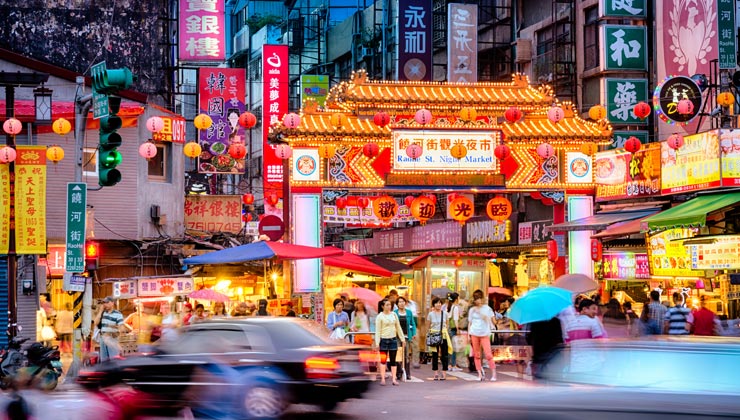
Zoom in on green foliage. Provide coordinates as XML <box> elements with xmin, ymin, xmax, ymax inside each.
<box><xmin>247</xmin><ymin>14</ymin><xmax>283</xmax><ymax>33</ymax></box>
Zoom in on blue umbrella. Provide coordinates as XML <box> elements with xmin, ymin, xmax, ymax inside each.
<box><xmin>507</xmin><ymin>286</ymin><xmax>574</xmax><ymax>325</ymax></box>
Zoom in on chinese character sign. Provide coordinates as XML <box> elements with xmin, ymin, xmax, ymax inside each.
<box><xmin>0</xmin><ymin>164</ymin><xmax>9</xmax><ymax>254</ymax></box>
<box><xmin>605</xmin><ymin>78</ymin><xmax>648</xmax><ymax>125</ymax></box>
<box><xmin>179</xmin><ymin>0</ymin><xmax>225</xmax><ymax>61</ymax></box>
<box><xmin>447</xmin><ymin>4</ymin><xmax>478</xmax><ymax>83</ymax></box>
<box><xmin>65</xmin><ymin>183</ymin><xmax>87</xmax><ymax>273</ymax></box>
<box><xmin>398</xmin><ymin>0</ymin><xmax>433</xmax><ymax>81</ymax></box>
<box><xmin>610</xmin><ymin>130</ymin><xmax>648</xmax><ymax>149</ymax></box>
<box><xmin>151</xmin><ymin>116</ymin><xmax>186</xmax><ymax>143</ymax></box>
<box><xmin>661</xmin><ymin>130</ymin><xmax>721</xmax><ymax>195</ymax></box>
<box><xmin>184</xmin><ymin>195</ymin><xmax>242</xmax><ymax>233</ymax></box>
<box><xmin>717</xmin><ymin>0</ymin><xmax>736</xmax><ymax>69</ymax></box>
<box><xmin>603</xmin><ymin>25</ymin><xmax>647</xmax><ymax>70</ymax></box>
<box><xmin>720</xmin><ymin>129</ymin><xmax>740</xmax><ymax>186</ymax></box>
<box><xmin>300</xmin><ymin>75</ymin><xmax>329</xmax><ymax>107</ymax></box>
<box><xmin>198</xmin><ymin>67</ymin><xmax>247</xmax><ymax>174</ymax></box>
<box><xmin>601</xmin><ymin>0</ymin><xmax>646</xmax><ymax>18</ymax></box>
<box><xmin>263</xmin><ymin>45</ymin><xmax>289</xmax><ymax>198</ymax></box>
<box><xmin>15</xmin><ymin>146</ymin><xmax>47</xmax><ymax>254</ymax></box>
<box><xmin>595</xmin><ymin>143</ymin><xmax>661</xmax><ymax>202</ymax></box>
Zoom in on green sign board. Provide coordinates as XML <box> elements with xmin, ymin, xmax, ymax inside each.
<box><xmin>91</xmin><ymin>62</ymin><xmax>109</xmax><ymax>120</ymax></box>
<box><xmin>65</xmin><ymin>182</ymin><xmax>87</xmax><ymax>273</ymax></box>
<box><xmin>300</xmin><ymin>75</ymin><xmax>330</xmax><ymax>107</ymax></box>
<box><xmin>601</xmin><ymin>0</ymin><xmax>646</xmax><ymax>18</ymax></box>
<box><xmin>603</xmin><ymin>25</ymin><xmax>647</xmax><ymax>71</ymax></box>
<box><xmin>604</xmin><ymin>78</ymin><xmax>648</xmax><ymax>125</ymax></box>
<box><xmin>718</xmin><ymin>0</ymin><xmax>736</xmax><ymax>70</ymax></box>
<box><xmin>610</xmin><ymin>130</ymin><xmax>649</xmax><ymax>150</ymax></box>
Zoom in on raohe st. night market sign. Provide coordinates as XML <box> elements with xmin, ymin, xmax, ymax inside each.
<box><xmin>392</xmin><ymin>130</ymin><xmax>500</xmax><ymax>171</ymax></box>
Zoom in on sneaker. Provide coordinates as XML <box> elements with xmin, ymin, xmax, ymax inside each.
<box><xmin>491</xmin><ymin>371</ymin><xmax>497</xmax><ymax>382</ymax></box>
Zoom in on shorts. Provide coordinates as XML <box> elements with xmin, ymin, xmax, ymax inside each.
<box><xmin>379</xmin><ymin>338</ymin><xmax>398</xmax><ymax>351</ymax></box>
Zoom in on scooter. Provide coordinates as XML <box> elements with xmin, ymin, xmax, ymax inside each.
<box><xmin>22</xmin><ymin>342</ymin><xmax>63</xmax><ymax>391</ymax></box>
<box><xmin>0</xmin><ymin>337</ymin><xmax>29</xmax><ymax>390</ymax></box>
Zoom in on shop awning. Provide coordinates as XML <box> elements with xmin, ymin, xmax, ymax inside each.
<box><xmin>324</xmin><ymin>251</ymin><xmax>393</xmax><ymax>277</ymax></box>
<box><xmin>591</xmin><ymin>216</ymin><xmax>651</xmax><ymax>240</ymax></box>
<box><xmin>183</xmin><ymin>241</ymin><xmax>343</xmax><ymax>265</ymax></box>
<box><xmin>545</xmin><ymin>210</ymin><xmax>659</xmax><ymax>233</ymax></box>
<box><xmin>644</xmin><ymin>192</ymin><xmax>740</xmax><ymax>231</ymax></box>
<box><xmin>368</xmin><ymin>257</ymin><xmax>412</xmax><ymax>273</ymax></box>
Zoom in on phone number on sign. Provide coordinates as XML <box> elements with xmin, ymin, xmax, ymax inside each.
<box><xmin>186</xmin><ymin>221</ymin><xmax>242</xmax><ymax>233</ymax></box>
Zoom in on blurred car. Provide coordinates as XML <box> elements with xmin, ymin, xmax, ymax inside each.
<box><xmin>77</xmin><ymin>317</ymin><xmax>374</xmax><ymax>419</ymax></box>
<box><xmin>454</xmin><ymin>336</ymin><xmax>740</xmax><ymax>419</ymax></box>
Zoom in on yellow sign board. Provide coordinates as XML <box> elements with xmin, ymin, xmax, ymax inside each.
<box><xmin>0</xmin><ymin>164</ymin><xmax>9</xmax><ymax>254</ymax></box>
<box><xmin>647</xmin><ymin>228</ymin><xmax>704</xmax><ymax>277</ymax></box>
<box><xmin>14</xmin><ymin>146</ymin><xmax>47</xmax><ymax>254</ymax></box>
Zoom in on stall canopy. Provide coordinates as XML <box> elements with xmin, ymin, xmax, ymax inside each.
<box><xmin>590</xmin><ymin>214</ymin><xmax>653</xmax><ymax>239</ymax></box>
<box><xmin>368</xmin><ymin>256</ymin><xmax>412</xmax><ymax>273</ymax></box>
<box><xmin>545</xmin><ymin>209</ymin><xmax>659</xmax><ymax>233</ymax></box>
<box><xmin>183</xmin><ymin>241</ymin><xmax>343</xmax><ymax>265</ymax></box>
<box><xmin>643</xmin><ymin>192</ymin><xmax>740</xmax><ymax>232</ymax></box>
<box><xmin>324</xmin><ymin>251</ymin><xmax>393</xmax><ymax>277</ymax></box>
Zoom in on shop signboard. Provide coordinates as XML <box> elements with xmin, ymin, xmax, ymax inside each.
<box><xmin>661</xmin><ymin>130</ymin><xmax>721</xmax><ymax>195</ymax></box>
<box><xmin>391</xmin><ymin>130</ymin><xmax>500</xmax><ymax>171</ymax></box>
<box><xmin>112</xmin><ymin>280</ymin><xmax>137</xmax><ymax>299</ymax></box>
<box><xmin>179</xmin><ymin>0</ymin><xmax>225</xmax><ymax>61</ymax></box>
<box><xmin>310</xmin><ymin>293</ymin><xmax>324</xmax><ymax>324</ymax></box>
<box><xmin>15</xmin><ymin>146</ymin><xmax>47</xmax><ymax>254</ymax></box>
<box><xmin>689</xmin><ymin>235</ymin><xmax>740</xmax><ymax>269</ymax></box>
<box><xmin>262</xmin><ymin>44</ymin><xmax>289</xmax><ymax>198</ymax></box>
<box><xmin>62</xmin><ymin>273</ymin><xmax>86</xmax><ymax>293</ymax></box>
<box><xmin>610</xmin><ymin>130</ymin><xmax>649</xmax><ymax>150</ymax></box>
<box><xmin>600</xmin><ymin>0</ymin><xmax>646</xmax><ymax>18</ymax></box>
<box><xmin>464</xmin><ymin>219</ymin><xmax>512</xmax><ymax>246</ymax></box>
<box><xmin>647</xmin><ymin>228</ymin><xmax>704</xmax><ymax>277</ymax></box>
<box><xmin>342</xmin><ymin>221</ymin><xmax>462</xmax><ymax>255</ymax></box>
<box><xmin>518</xmin><ymin>220</ymin><xmax>553</xmax><ymax>245</ymax></box>
<box><xmin>151</xmin><ymin>116</ymin><xmax>186</xmax><ymax>143</ymax></box>
<box><xmin>565</xmin><ymin>152</ymin><xmax>593</xmax><ymax>183</ymax></box>
<box><xmin>604</xmin><ymin>79</ymin><xmax>649</xmax><ymax>125</ymax></box>
<box><xmin>398</xmin><ymin>0</ymin><xmax>433</xmax><ymax>81</ymax></box>
<box><xmin>720</xmin><ymin>129</ymin><xmax>740</xmax><ymax>186</ymax></box>
<box><xmin>602</xmin><ymin>26</ymin><xmax>648</xmax><ymax>71</ymax></box>
<box><xmin>138</xmin><ymin>277</ymin><xmax>194</xmax><ymax>297</ymax></box>
<box><xmin>323</xmin><ymin>202</ymin><xmax>413</xmax><ymax>225</ymax></box>
<box><xmin>431</xmin><ymin>256</ymin><xmax>486</xmax><ymax>269</ymax></box>
<box><xmin>595</xmin><ymin>142</ymin><xmax>661</xmax><ymax>202</ymax></box>
<box><xmin>300</xmin><ymin>75</ymin><xmax>329</xmax><ymax>106</ymax></box>
<box><xmin>447</xmin><ymin>3</ymin><xmax>478</xmax><ymax>83</ymax></box>
<box><xmin>184</xmin><ymin>195</ymin><xmax>242</xmax><ymax>234</ymax></box>
<box><xmin>44</xmin><ymin>245</ymin><xmax>66</xmax><ymax>276</ymax></box>
<box><xmin>602</xmin><ymin>252</ymin><xmax>650</xmax><ymax>279</ymax></box>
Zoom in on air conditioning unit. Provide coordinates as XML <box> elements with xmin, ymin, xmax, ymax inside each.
<box><xmin>233</xmin><ymin>27</ymin><xmax>250</xmax><ymax>54</ymax></box>
<box><xmin>515</xmin><ymin>38</ymin><xmax>533</xmax><ymax>63</ymax></box>
<box><xmin>361</xmin><ymin>47</ymin><xmax>374</xmax><ymax>58</ymax></box>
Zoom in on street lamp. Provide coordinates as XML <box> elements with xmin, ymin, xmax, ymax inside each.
<box><xmin>33</xmin><ymin>85</ymin><xmax>53</xmax><ymax>123</ymax></box>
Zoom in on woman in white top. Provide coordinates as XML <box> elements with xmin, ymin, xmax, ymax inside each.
<box><xmin>467</xmin><ymin>289</ymin><xmax>498</xmax><ymax>381</ymax></box>
<box><xmin>374</xmin><ymin>299</ymin><xmax>406</xmax><ymax>386</ymax></box>
<box><xmin>350</xmin><ymin>301</ymin><xmax>372</xmax><ymax>345</ymax></box>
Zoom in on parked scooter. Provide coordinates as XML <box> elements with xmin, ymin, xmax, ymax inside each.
<box><xmin>16</xmin><ymin>342</ymin><xmax>63</xmax><ymax>391</ymax></box>
<box><xmin>0</xmin><ymin>337</ymin><xmax>29</xmax><ymax>390</ymax></box>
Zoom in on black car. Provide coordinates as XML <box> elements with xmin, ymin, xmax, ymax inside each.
<box><xmin>77</xmin><ymin>317</ymin><xmax>374</xmax><ymax>419</ymax></box>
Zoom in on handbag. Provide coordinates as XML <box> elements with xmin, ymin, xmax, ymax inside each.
<box><xmin>329</xmin><ymin>327</ymin><xmax>347</xmax><ymax>340</ymax></box>
<box><xmin>426</xmin><ymin>312</ymin><xmax>445</xmax><ymax>347</ymax></box>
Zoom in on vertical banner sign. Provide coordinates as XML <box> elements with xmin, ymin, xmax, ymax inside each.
<box><xmin>14</xmin><ymin>146</ymin><xmax>46</xmax><ymax>254</ymax></box>
<box><xmin>721</xmin><ymin>129</ymin><xmax>740</xmax><ymax>186</ymax></box>
<box><xmin>179</xmin><ymin>0</ymin><xmax>225</xmax><ymax>61</ymax></box>
<box><xmin>263</xmin><ymin>45</ymin><xmax>289</xmax><ymax>198</ymax></box>
<box><xmin>718</xmin><ymin>0</ymin><xmax>736</xmax><ymax>69</ymax></box>
<box><xmin>300</xmin><ymin>75</ymin><xmax>330</xmax><ymax>107</ymax></box>
<box><xmin>65</xmin><ymin>183</ymin><xmax>87</xmax><ymax>273</ymax></box>
<box><xmin>398</xmin><ymin>0</ymin><xmax>433</xmax><ymax>81</ymax></box>
<box><xmin>604</xmin><ymin>78</ymin><xmax>648</xmax><ymax>125</ymax></box>
<box><xmin>602</xmin><ymin>25</ymin><xmax>648</xmax><ymax>71</ymax></box>
<box><xmin>198</xmin><ymin>68</ymin><xmax>247</xmax><ymax>174</ymax></box>
<box><xmin>600</xmin><ymin>0</ymin><xmax>646</xmax><ymax>18</ymax></box>
<box><xmin>0</xmin><ymin>164</ymin><xmax>9</xmax><ymax>254</ymax></box>
<box><xmin>447</xmin><ymin>4</ymin><xmax>478</xmax><ymax>83</ymax></box>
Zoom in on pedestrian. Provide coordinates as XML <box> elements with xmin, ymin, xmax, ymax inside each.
<box><xmin>212</xmin><ymin>301</ymin><xmax>228</xmax><ymax>318</ymax></box>
<box><xmin>526</xmin><ymin>317</ymin><xmax>563</xmax><ymax>378</ymax></box>
<box><xmin>467</xmin><ymin>289</ymin><xmax>498</xmax><ymax>381</ymax></box>
<box><xmin>54</xmin><ymin>303</ymin><xmax>74</xmax><ymax>353</ymax></box>
<box><xmin>182</xmin><ymin>302</ymin><xmax>193</xmax><ymax>325</ymax></box>
<box><xmin>191</xmin><ymin>304</ymin><xmax>207</xmax><ymax>323</ymax></box>
<box><xmin>445</xmin><ymin>292</ymin><xmax>462</xmax><ymax>371</ymax></box>
<box><xmin>284</xmin><ymin>302</ymin><xmax>296</xmax><ymax>317</ymax></box>
<box><xmin>394</xmin><ymin>296</ymin><xmax>416</xmax><ymax>381</ymax></box>
<box><xmin>327</xmin><ymin>298</ymin><xmax>350</xmax><ymax>337</ymax></box>
<box><xmin>256</xmin><ymin>299</ymin><xmax>269</xmax><ymax>316</ymax></box>
<box><xmin>564</xmin><ymin>298</ymin><xmax>607</xmax><ymax>342</ymax></box>
<box><xmin>640</xmin><ymin>290</ymin><xmax>667</xmax><ymax>335</ymax></box>
<box><xmin>374</xmin><ymin>299</ymin><xmax>405</xmax><ymax>386</ymax></box>
<box><xmin>350</xmin><ymin>300</ymin><xmax>372</xmax><ymax>345</ymax></box>
<box><xmin>401</xmin><ymin>292</ymin><xmax>421</xmax><ymax>368</ymax></box>
<box><xmin>231</xmin><ymin>302</ymin><xmax>249</xmax><ymax>317</ymax></box>
<box><xmin>664</xmin><ymin>293</ymin><xmax>691</xmax><ymax>335</ymax></box>
<box><xmin>692</xmin><ymin>297</ymin><xmax>722</xmax><ymax>336</ymax></box>
<box><xmin>426</xmin><ymin>297</ymin><xmax>449</xmax><ymax>380</ymax></box>
<box><xmin>94</xmin><ymin>296</ymin><xmax>125</xmax><ymax>362</ymax></box>
<box><xmin>623</xmin><ymin>301</ymin><xmax>638</xmax><ymax>336</ymax></box>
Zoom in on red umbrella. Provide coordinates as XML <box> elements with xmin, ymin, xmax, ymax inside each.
<box><xmin>488</xmin><ymin>286</ymin><xmax>513</xmax><ymax>296</ymax></box>
<box><xmin>188</xmin><ymin>288</ymin><xmax>230</xmax><ymax>302</ymax></box>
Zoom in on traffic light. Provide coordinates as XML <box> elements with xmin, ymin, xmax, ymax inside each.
<box><xmin>98</xmin><ymin>96</ymin><xmax>122</xmax><ymax>186</ymax></box>
<box><xmin>92</xmin><ymin>67</ymin><xmax>134</xmax><ymax>94</ymax></box>
<box><xmin>85</xmin><ymin>241</ymin><xmax>99</xmax><ymax>272</ymax></box>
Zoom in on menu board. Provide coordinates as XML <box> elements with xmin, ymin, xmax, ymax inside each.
<box><xmin>647</xmin><ymin>228</ymin><xmax>704</xmax><ymax>277</ymax></box>
<box><xmin>661</xmin><ymin>131</ymin><xmax>721</xmax><ymax>195</ymax></box>
<box><xmin>689</xmin><ymin>235</ymin><xmax>740</xmax><ymax>269</ymax></box>
<box><xmin>602</xmin><ymin>253</ymin><xmax>650</xmax><ymax>279</ymax></box>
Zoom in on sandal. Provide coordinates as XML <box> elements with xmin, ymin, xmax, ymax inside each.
<box><xmin>440</xmin><ymin>373</ymin><xmax>447</xmax><ymax>381</ymax></box>
<box><xmin>433</xmin><ymin>373</ymin><xmax>439</xmax><ymax>381</ymax></box>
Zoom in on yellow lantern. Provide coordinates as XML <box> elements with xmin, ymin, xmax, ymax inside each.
<box><xmin>459</xmin><ymin>107</ymin><xmax>477</xmax><ymax>122</ymax></box>
<box><xmin>410</xmin><ymin>196</ymin><xmax>436</xmax><ymax>225</ymax></box>
<box><xmin>372</xmin><ymin>195</ymin><xmax>398</xmax><ymax>223</ymax></box>
<box><xmin>718</xmin><ymin>92</ymin><xmax>735</xmax><ymax>107</ymax></box>
<box><xmin>194</xmin><ymin>114</ymin><xmax>213</xmax><ymax>130</ymax></box>
<box><xmin>449</xmin><ymin>196</ymin><xmax>474</xmax><ymax>226</ymax></box>
<box><xmin>52</xmin><ymin>118</ymin><xmax>72</xmax><ymax>136</ymax></box>
<box><xmin>46</xmin><ymin>145</ymin><xmax>64</xmax><ymax>164</ymax></box>
<box><xmin>486</xmin><ymin>196</ymin><xmax>512</xmax><ymax>221</ymax></box>
<box><xmin>330</xmin><ymin>113</ymin><xmax>348</xmax><ymax>128</ymax></box>
<box><xmin>450</xmin><ymin>142</ymin><xmax>468</xmax><ymax>160</ymax></box>
<box><xmin>580</xmin><ymin>142</ymin><xmax>598</xmax><ymax>156</ymax></box>
<box><xmin>318</xmin><ymin>144</ymin><xmax>337</xmax><ymax>159</ymax></box>
<box><xmin>588</xmin><ymin>105</ymin><xmax>607</xmax><ymax>120</ymax></box>
<box><xmin>184</xmin><ymin>141</ymin><xmax>202</xmax><ymax>159</ymax></box>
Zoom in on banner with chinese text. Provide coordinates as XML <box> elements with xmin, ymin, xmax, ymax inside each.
<box><xmin>447</xmin><ymin>4</ymin><xmax>478</xmax><ymax>83</ymax></box>
<box><xmin>179</xmin><ymin>0</ymin><xmax>225</xmax><ymax>61</ymax></box>
<box><xmin>398</xmin><ymin>0</ymin><xmax>433</xmax><ymax>81</ymax></box>
<box><xmin>198</xmin><ymin>68</ymin><xmax>247</xmax><ymax>174</ymax></box>
<box><xmin>647</xmin><ymin>228</ymin><xmax>704</xmax><ymax>277</ymax></box>
<box><xmin>604</xmin><ymin>78</ymin><xmax>648</xmax><ymax>125</ymax></box>
<box><xmin>600</xmin><ymin>0</ymin><xmax>646</xmax><ymax>18</ymax></box>
<box><xmin>595</xmin><ymin>142</ymin><xmax>660</xmax><ymax>202</ymax></box>
<box><xmin>602</xmin><ymin>252</ymin><xmax>650</xmax><ymax>279</ymax></box>
<box><xmin>138</xmin><ymin>276</ymin><xmax>194</xmax><ymax>297</ymax></box>
<box><xmin>15</xmin><ymin>146</ymin><xmax>46</xmax><ymax>254</ymax></box>
<box><xmin>601</xmin><ymin>25</ymin><xmax>647</xmax><ymax>71</ymax></box>
<box><xmin>720</xmin><ymin>129</ymin><xmax>740</xmax><ymax>186</ymax></box>
<box><xmin>152</xmin><ymin>116</ymin><xmax>186</xmax><ymax>143</ymax></box>
<box><xmin>689</xmin><ymin>235</ymin><xmax>740</xmax><ymax>269</ymax></box>
<box><xmin>263</xmin><ymin>45</ymin><xmax>289</xmax><ymax>198</ymax></box>
<box><xmin>392</xmin><ymin>130</ymin><xmax>500</xmax><ymax>171</ymax></box>
<box><xmin>661</xmin><ymin>130</ymin><xmax>721</xmax><ymax>195</ymax></box>
<box><xmin>184</xmin><ymin>195</ymin><xmax>242</xmax><ymax>233</ymax></box>
<box><xmin>0</xmin><ymin>164</ymin><xmax>9</xmax><ymax>254</ymax></box>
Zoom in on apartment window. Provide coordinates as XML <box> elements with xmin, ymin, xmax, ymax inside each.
<box><xmin>584</xmin><ymin>7</ymin><xmax>599</xmax><ymax>71</ymax></box>
<box><xmin>536</xmin><ymin>26</ymin><xmax>554</xmax><ymax>55</ymax></box>
<box><xmin>148</xmin><ymin>142</ymin><xmax>171</xmax><ymax>182</ymax></box>
<box><xmin>83</xmin><ymin>147</ymin><xmax>97</xmax><ymax>178</ymax></box>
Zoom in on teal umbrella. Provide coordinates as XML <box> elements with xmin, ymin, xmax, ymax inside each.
<box><xmin>507</xmin><ymin>286</ymin><xmax>574</xmax><ymax>325</ymax></box>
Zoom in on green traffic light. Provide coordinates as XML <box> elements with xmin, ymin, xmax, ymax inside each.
<box><xmin>99</xmin><ymin>149</ymin><xmax>122</xmax><ymax>168</ymax></box>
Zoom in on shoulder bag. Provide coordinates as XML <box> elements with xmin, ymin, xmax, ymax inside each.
<box><xmin>426</xmin><ymin>312</ymin><xmax>445</xmax><ymax>347</ymax></box>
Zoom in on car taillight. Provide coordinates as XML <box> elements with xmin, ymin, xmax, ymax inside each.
<box><xmin>305</xmin><ymin>356</ymin><xmax>341</xmax><ymax>379</ymax></box>
<box><xmin>358</xmin><ymin>350</ymin><xmax>386</xmax><ymax>364</ymax></box>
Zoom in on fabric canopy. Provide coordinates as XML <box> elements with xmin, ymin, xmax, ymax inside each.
<box><xmin>184</xmin><ymin>241</ymin><xmax>343</xmax><ymax>265</ymax></box>
<box><xmin>368</xmin><ymin>256</ymin><xmax>412</xmax><ymax>273</ymax></box>
<box><xmin>324</xmin><ymin>251</ymin><xmax>393</xmax><ymax>277</ymax></box>
<box><xmin>591</xmin><ymin>216</ymin><xmax>651</xmax><ymax>239</ymax></box>
<box><xmin>545</xmin><ymin>209</ymin><xmax>659</xmax><ymax>233</ymax></box>
<box><xmin>644</xmin><ymin>192</ymin><xmax>740</xmax><ymax>231</ymax></box>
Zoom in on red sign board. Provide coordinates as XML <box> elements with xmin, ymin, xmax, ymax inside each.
<box><xmin>262</xmin><ymin>45</ymin><xmax>289</xmax><ymax>198</ymax></box>
<box><xmin>184</xmin><ymin>195</ymin><xmax>242</xmax><ymax>233</ymax></box>
<box><xmin>595</xmin><ymin>143</ymin><xmax>661</xmax><ymax>202</ymax></box>
<box><xmin>152</xmin><ymin>116</ymin><xmax>186</xmax><ymax>144</ymax></box>
<box><xmin>602</xmin><ymin>253</ymin><xmax>650</xmax><ymax>280</ymax></box>
<box><xmin>258</xmin><ymin>215</ymin><xmax>285</xmax><ymax>241</ymax></box>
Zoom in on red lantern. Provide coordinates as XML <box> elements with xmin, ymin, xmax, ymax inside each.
<box><xmin>677</xmin><ymin>99</ymin><xmax>694</xmax><ymax>115</ymax></box>
<box><xmin>415</xmin><ymin>109</ymin><xmax>433</xmax><ymax>125</ymax></box>
<box><xmin>633</xmin><ymin>101</ymin><xmax>651</xmax><ymax>120</ymax></box>
<box><xmin>274</xmin><ymin>143</ymin><xmax>293</xmax><ymax>159</ymax></box>
<box><xmin>228</xmin><ymin>143</ymin><xmax>247</xmax><ymax>159</ymax></box>
<box><xmin>2</xmin><ymin>118</ymin><xmax>22</xmax><ymax>135</ymax></box>
<box><xmin>624</xmin><ymin>136</ymin><xmax>642</xmax><ymax>154</ymax></box>
<box><xmin>591</xmin><ymin>239</ymin><xmax>603</xmax><ymax>262</ymax></box>
<box><xmin>667</xmin><ymin>133</ymin><xmax>684</xmax><ymax>150</ymax></box>
<box><xmin>373</xmin><ymin>111</ymin><xmax>391</xmax><ymax>127</ymax></box>
<box><xmin>536</xmin><ymin>143</ymin><xmax>555</xmax><ymax>159</ymax></box>
<box><xmin>410</xmin><ymin>196</ymin><xmax>436</xmax><ymax>225</ymax></box>
<box><xmin>504</xmin><ymin>107</ymin><xmax>522</xmax><ymax>123</ymax></box>
<box><xmin>486</xmin><ymin>197</ymin><xmax>512</xmax><ymax>221</ymax></box>
<box><xmin>357</xmin><ymin>197</ymin><xmax>370</xmax><ymax>209</ymax></box>
<box><xmin>373</xmin><ymin>196</ymin><xmax>398</xmax><ymax>223</ymax></box>
<box><xmin>449</xmin><ymin>196</ymin><xmax>474</xmax><ymax>226</ymax></box>
<box><xmin>494</xmin><ymin>144</ymin><xmax>511</xmax><ymax>160</ymax></box>
<box><xmin>266</xmin><ymin>192</ymin><xmax>279</xmax><ymax>206</ymax></box>
<box><xmin>0</xmin><ymin>146</ymin><xmax>17</xmax><ymax>163</ymax></box>
<box><xmin>238</xmin><ymin>112</ymin><xmax>257</xmax><ymax>128</ymax></box>
<box><xmin>547</xmin><ymin>106</ymin><xmax>564</xmax><ymax>123</ymax></box>
<box><xmin>243</xmin><ymin>213</ymin><xmax>253</xmax><ymax>222</ymax></box>
<box><xmin>362</xmin><ymin>142</ymin><xmax>380</xmax><ymax>158</ymax></box>
<box><xmin>425</xmin><ymin>194</ymin><xmax>437</xmax><ymax>205</ymax></box>
<box><xmin>406</xmin><ymin>144</ymin><xmax>422</xmax><ymax>159</ymax></box>
<box><xmin>404</xmin><ymin>195</ymin><xmax>415</xmax><ymax>207</ymax></box>
<box><xmin>242</xmin><ymin>193</ymin><xmax>254</xmax><ymax>205</ymax></box>
<box><xmin>336</xmin><ymin>197</ymin><xmax>348</xmax><ymax>209</ymax></box>
<box><xmin>138</xmin><ymin>142</ymin><xmax>157</xmax><ymax>160</ymax></box>
<box><xmin>454</xmin><ymin>259</ymin><xmax>464</xmax><ymax>267</ymax></box>
<box><xmin>547</xmin><ymin>239</ymin><xmax>559</xmax><ymax>262</ymax></box>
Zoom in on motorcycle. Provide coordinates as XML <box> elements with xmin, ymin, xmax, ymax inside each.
<box><xmin>18</xmin><ymin>342</ymin><xmax>63</xmax><ymax>391</ymax></box>
<box><xmin>0</xmin><ymin>337</ymin><xmax>29</xmax><ymax>389</ymax></box>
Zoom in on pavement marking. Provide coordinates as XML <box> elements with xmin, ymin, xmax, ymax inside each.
<box><xmin>446</xmin><ymin>371</ymin><xmax>482</xmax><ymax>381</ymax></box>
<box><xmin>497</xmin><ymin>371</ymin><xmax>532</xmax><ymax>381</ymax></box>
<box><xmin>405</xmin><ymin>376</ymin><xmax>424</xmax><ymax>383</ymax></box>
